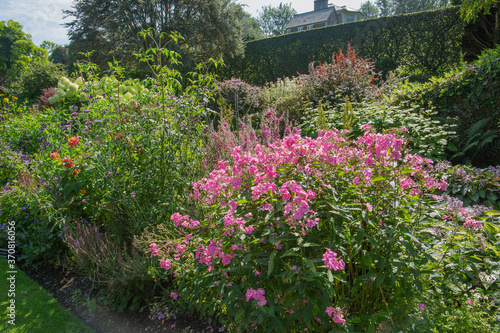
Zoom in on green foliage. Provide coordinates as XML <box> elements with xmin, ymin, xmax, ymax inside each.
<box><xmin>0</xmin><ymin>20</ymin><xmax>48</xmax><ymax>85</ymax></box>
<box><xmin>436</xmin><ymin>162</ymin><xmax>500</xmax><ymax>209</ymax></box>
<box><xmin>7</xmin><ymin>60</ymin><xmax>65</xmax><ymax>103</ymax></box>
<box><xmin>239</xmin><ymin>12</ymin><xmax>264</xmax><ymax>41</ymax></box>
<box><xmin>300</xmin><ymin>101</ymin><xmax>455</xmax><ymax>161</ymax></box>
<box><xmin>211</xmin><ymin>78</ymin><xmax>262</xmax><ymax>120</ymax></box>
<box><xmin>460</xmin><ymin>0</ymin><xmax>499</xmax><ymax>22</ymax></box>
<box><xmin>258</xmin><ymin>2</ymin><xmax>297</xmax><ymax>37</ymax></box>
<box><xmin>222</xmin><ymin>7</ymin><xmax>463</xmax><ymax>85</ymax></box>
<box><xmin>299</xmin><ymin>44</ymin><xmax>378</xmax><ymax>104</ymax></box>
<box><xmin>393</xmin><ymin>45</ymin><xmax>500</xmax><ymax>166</ymax></box>
<box><xmin>65</xmin><ymin>0</ymin><xmax>246</xmax><ymax>76</ymax></box>
<box><xmin>360</xmin><ymin>0</ymin><xmax>380</xmax><ymax>19</ymax></box>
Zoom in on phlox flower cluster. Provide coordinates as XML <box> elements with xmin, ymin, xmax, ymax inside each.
<box><xmin>171</xmin><ymin>212</ymin><xmax>200</xmax><ymax>230</ymax></box>
<box><xmin>323</xmin><ymin>249</ymin><xmax>345</xmax><ymax>271</ymax></box>
<box><xmin>246</xmin><ymin>288</ymin><xmax>266</xmax><ymax>306</ymax></box>
<box><xmin>195</xmin><ymin>239</ymin><xmax>234</xmax><ymax>269</ymax></box>
<box><xmin>325</xmin><ymin>306</ymin><xmax>346</xmax><ymax>325</ymax></box>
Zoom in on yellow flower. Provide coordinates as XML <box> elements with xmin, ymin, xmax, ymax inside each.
<box><xmin>12</xmin><ymin>96</ymin><xmax>17</xmax><ymax>100</ymax></box>
<box><xmin>2</xmin><ymin>98</ymin><xmax>8</xmax><ymax>103</ymax></box>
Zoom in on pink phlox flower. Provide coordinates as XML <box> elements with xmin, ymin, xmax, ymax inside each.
<box><xmin>326</xmin><ymin>307</ymin><xmax>346</xmax><ymax>325</ymax></box>
<box><xmin>251</xmin><ymin>182</ymin><xmax>277</xmax><ymax>200</ymax></box>
<box><xmin>353</xmin><ymin>177</ymin><xmax>360</xmax><ymax>185</ymax></box>
<box><xmin>170</xmin><ymin>292</ymin><xmax>178</xmax><ymax>299</ymax></box>
<box><xmin>307</xmin><ymin>218</ymin><xmax>319</xmax><ymax>228</ymax></box>
<box><xmin>262</xmin><ymin>203</ymin><xmax>272</xmax><ymax>211</ymax></box>
<box><xmin>292</xmin><ymin>200</ymin><xmax>309</xmax><ymax>220</ymax></box>
<box><xmin>150</xmin><ymin>243</ymin><xmax>160</xmax><ymax>258</ymax></box>
<box><xmin>307</xmin><ymin>189</ymin><xmax>316</xmax><ymax>200</ymax></box>
<box><xmin>231</xmin><ymin>176</ymin><xmax>242</xmax><ymax>190</ymax></box>
<box><xmin>332</xmin><ymin>314</ymin><xmax>346</xmax><ymax>325</ymax></box>
<box><xmin>159</xmin><ymin>258</ymin><xmax>171</xmax><ymax>270</ymax></box>
<box><xmin>366</xmin><ymin>203</ymin><xmax>373</xmax><ymax>212</ymax></box>
<box><xmin>418</xmin><ymin>303</ymin><xmax>426</xmax><ymax>311</ymax></box>
<box><xmin>275</xmin><ymin>241</ymin><xmax>282</xmax><ymax>249</ymax></box>
<box><xmin>463</xmin><ymin>219</ymin><xmax>482</xmax><ymax>230</ymax></box>
<box><xmin>401</xmin><ymin>126</ymin><xmax>409</xmax><ymax>133</ymax></box>
<box><xmin>245</xmin><ymin>225</ymin><xmax>255</xmax><ymax>234</ymax></box>
<box><xmin>323</xmin><ymin>249</ymin><xmax>346</xmax><ymax>271</ymax></box>
<box><xmin>245</xmin><ymin>288</ymin><xmax>266</xmax><ymax>306</ymax></box>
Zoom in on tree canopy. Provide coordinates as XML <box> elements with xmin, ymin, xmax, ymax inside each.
<box><xmin>362</xmin><ymin>0</ymin><xmax>450</xmax><ymax>18</ymax></box>
<box><xmin>64</xmin><ymin>0</ymin><xmax>246</xmax><ymax>74</ymax></box>
<box><xmin>0</xmin><ymin>20</ymin><xmax>48</xmax><ymax>85</ymax></box>
<box><xmin>258</xmin><ymin>2</ymin><xmax>296</xmax><ymax>37</ymax></box>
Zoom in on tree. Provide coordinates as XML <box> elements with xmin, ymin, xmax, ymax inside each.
<box><xmin>360</xmin><ymin>1</ymin><xmax>380</xmax><ymax>19</ymax></box>
<box><xmin>240</xmin><ymin>12</ymin><xmax>264</xmax><ymax>41</ymax></box>
<box><xmin>375</xmin><ymin>0</ymin><xmax>450</xmax><ymax>17</ymax></box>
<box><xmin>258</xmin><ymin>2</ymin><xmax>297</xmax><ymax>37</ymax></box>
<box><xmin>64</xmin><ymin>0</ymin><xmax>246</xmax><ymax>74</ymax></box>
<box><xmin>461</xmin><ymin>0</ymin><xmax>499</xmax><ymax>22</ymax></box>
<box><xmin>376</xmin><ymin>0</ymin><xmax>395</xmax><ymax>16</ymax></box>
<box><xmin>460</xmin><ymin>0</ymin><xmax>499</xmax><ymax>59</ymax></box>
<box><xmin>0</xmin><ymin>20</ymin><xmax>47</xmax><ymax>85</ymax></box>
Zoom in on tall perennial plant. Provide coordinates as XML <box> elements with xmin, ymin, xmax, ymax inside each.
<box><xmin>149</xmin><ymin>125</ymin><xmax>466</xmax><ymax>331</ymax></box>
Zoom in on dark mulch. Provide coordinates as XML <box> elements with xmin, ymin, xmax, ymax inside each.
<box><xmin>16</xmin><ymin>260</ymin><xmax>224</xmax><ymax>333</ymax></box>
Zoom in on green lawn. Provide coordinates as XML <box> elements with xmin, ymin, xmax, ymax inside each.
<box><xmin>0</xmin><ymin>256</ymin><xmax>94</xmax><ymax>333</ymax></box>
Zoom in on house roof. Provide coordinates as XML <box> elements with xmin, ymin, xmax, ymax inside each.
<box><xmin>286</xmin><ymin>4</ymin><xmax>362</xmax><ymax>29</ymax></box>
<box><xmin>286</xmin><ymin>7</ymin><xmax>335</xmax><ymax>29</ymax></box>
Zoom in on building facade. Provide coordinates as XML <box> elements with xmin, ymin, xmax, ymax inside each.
<box><xmin>285</xmin><ymin>0</ymin><xmax>363</xmax><ymax>33</ymax></box>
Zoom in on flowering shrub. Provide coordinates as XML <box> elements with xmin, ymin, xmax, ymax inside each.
<box><xmin>299</xmin><ymin>43</ymin><xmax>377</xmax><ymax>104</ymax></box>
<box><xmin>150</xmin><ymin>125</ymin><xmax>460</xmax><ymax>330</ymax></box>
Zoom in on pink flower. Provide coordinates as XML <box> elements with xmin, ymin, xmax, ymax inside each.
<box><xmin>323</xmin><ymin>249</ymin><xmax>345</xmax><ymax>271</ymax></box>
<box><xmin>332</xmin><ymin>314</ymin><xmax>346</xmax><ymax>325</ymax></box>
<box><xmin>245</xmin><ymin>225</ymin><xmax>254</xmax><ymax>234</ymax></box>
<box><xmin>150</xmin><ymin>243</ymin><xmax>160</xmax><ymax>258</ymax></box>
<box><xmin>170</xmin><ymin>292</ymin><xmax>178</xmax><ymax>299</ymax></box>
<box><xmin>245</xmin><ymin>288</ymin><xmax>266</xmax><ymax>306</ymax></box>
<box><xmin>366</xmin><ymin>203</ymin><xmax>373</xmax><ymax>212</ymax></box>
<box><xmin>418</xmin><ymin>303</ymin><xmax>426</xmax><ymax>312</ymax></box>
<box><xmin>353</xmin><ymin>177</ymin><xmax>360</xmax><ymax>185</ymax></box>
<box><xmin>160</xmin><ymin>258</ymin><xmax>171</xmax><ymax>270</ymax></box>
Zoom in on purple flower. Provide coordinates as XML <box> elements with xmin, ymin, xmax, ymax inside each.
<box><xmin>130</xmin><ymin>192</ymin><xmax>136</xmax><ymax>198</ymax></box>
<box><xmin>418</xmin><ymin>303</ymin><xmax>426</xmax><ymax>312</ymax></box>
<box><xmin>70</xmin><ymin>112</ymin><xmax>80</xmax><ymax>117</ymax></box>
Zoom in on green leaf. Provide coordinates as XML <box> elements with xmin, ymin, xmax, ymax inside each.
<box><xmin>268</xmin><ymin>251</ymin><xmax>275</xmax><ymax>277</ymax></box>
<box><xmin>375</xmin><ymin>273</ymin><xmax>386</xmax><ymax>288</ymax></box>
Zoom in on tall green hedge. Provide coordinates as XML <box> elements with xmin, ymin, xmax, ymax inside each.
<box><xmin>222</xmin><ymin>7</ymin><xmax>463</xmax><ymax>85</ymax></box>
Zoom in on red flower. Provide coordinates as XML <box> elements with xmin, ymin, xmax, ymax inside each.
<box><xmin>67</xmin><ymin>136</ymin><xmax>80</xmax><ymax>147</ymax></box>
<box><xmin>62</xmin><ymin>157</ymin><xmax>74</xmax><ymax>169</ymax></box>
<box><xmin>50</xmin><ymin>152</ymin><xmax>59</xmax><ymax>159</ymax></box>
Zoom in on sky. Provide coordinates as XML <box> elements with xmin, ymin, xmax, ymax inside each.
<box><xmin>0</xmin><ymin>0</ymin><xmax>364</xmax><ymax>46</ymax></box>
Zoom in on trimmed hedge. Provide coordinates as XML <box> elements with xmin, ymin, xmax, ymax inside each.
<box><xmin>222</xmin><ymin>7</ymin><xmax>463</xmax><ymax>85</ymax></box>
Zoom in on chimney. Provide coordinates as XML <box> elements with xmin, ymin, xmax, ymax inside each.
<box><xmin>314</xmin><ymin>0</ymin><xmax>328</xmax><ymax>11</ymax></box>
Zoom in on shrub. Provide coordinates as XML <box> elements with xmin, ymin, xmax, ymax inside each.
<box><xmin>6</xmin><ymin>60</ymin><xmax>65</xmax><ymax>103</ymax></box>
<box><xmin>211</xmin><ymin>78</ymin><xmax>262</xmax><ymax>121</ymax></box>
<box><xmin>392</xmin><ymin>45</ymin><xmax>500</xmax><ymax>166</ymax></box>
<box><xmin>298</xmin><ymin>43</ymin><xmax>378</xmax><ymax>104</ymax></box>
<box><xmin>300</xmin><ymin>101</ymin><xmax>455</xmax><ymax>161</ymax></box>
<box><xmin>150</xmin><ymin>126</ymin><xmax>454</xmax><ymax>331</ymax></box>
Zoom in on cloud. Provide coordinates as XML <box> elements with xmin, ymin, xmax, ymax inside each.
<box><xmin>0</xmin><ymin>0</ymin><xmax>74</xmax><ymax>45</ymax></box>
